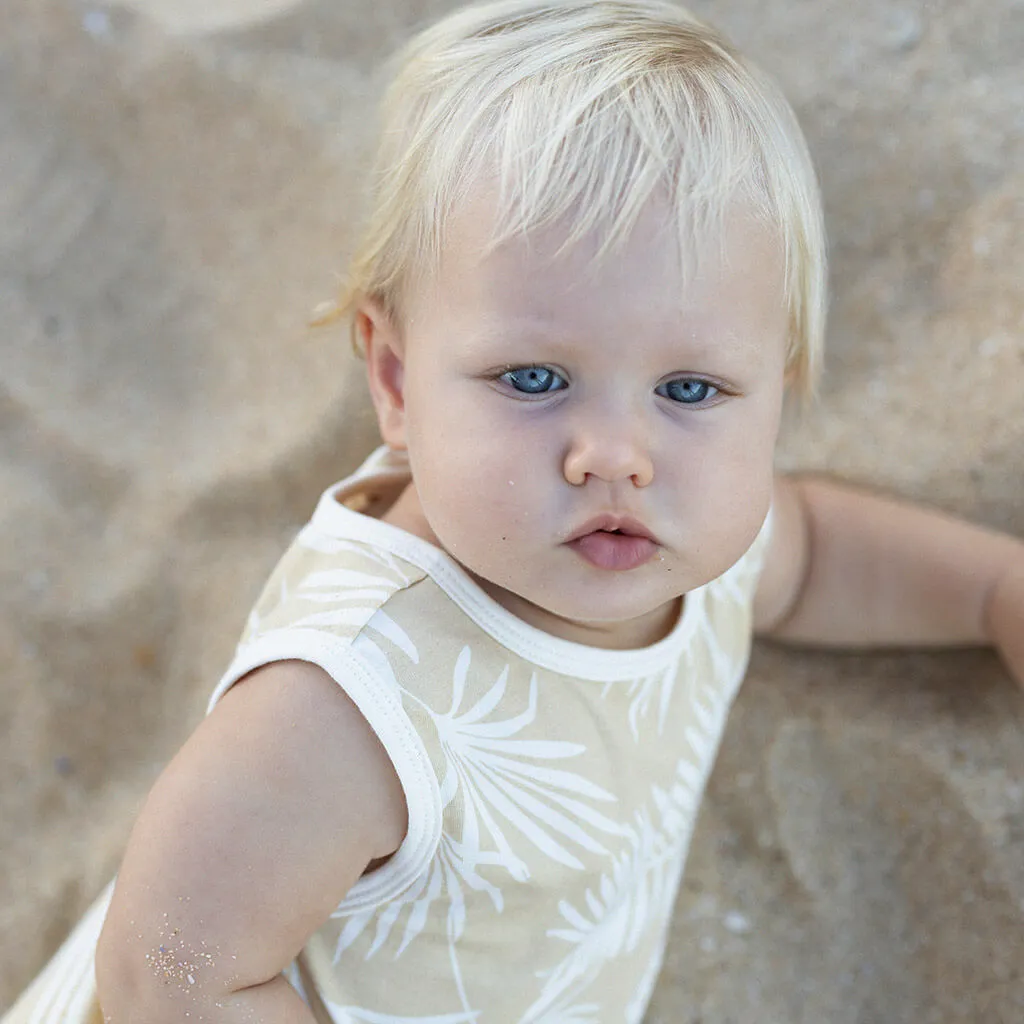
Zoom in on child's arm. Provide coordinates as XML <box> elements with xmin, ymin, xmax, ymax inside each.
<box><xmin>754</xmin><ymin>475</ymin><xmax>1024</xmax><ymax>686</ymax></box>
<box><xmin>95</xmin><ymin>659</ymin><xmax>408</xmax><ymax>1023</ymax></box>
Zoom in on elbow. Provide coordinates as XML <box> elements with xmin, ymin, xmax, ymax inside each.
<box><xmin>95</xmin><ymin>915</ymin><xmax>208</xmax><ymax>1024</ymax></box>
<box><xmin>95</xmin><ymin>914</ymin><xmax>150</xmax><ymax>1023</ymax></box>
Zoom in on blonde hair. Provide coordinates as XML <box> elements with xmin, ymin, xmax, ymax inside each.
<box><xmin>333</xmin><ymin>0</ymin><xmax>827</xmax><ymax>392</ymax></box>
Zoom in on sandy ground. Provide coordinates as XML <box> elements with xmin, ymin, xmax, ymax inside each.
<box><xmin>2</xmin><ymin>0</ymin><xmax>1023</xmax><ymax>1020</ymax></box>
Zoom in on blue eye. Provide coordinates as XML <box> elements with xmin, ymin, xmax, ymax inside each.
<box><xmin>660</xmin><ymin>378</ymin><xmax>718</xmax><ymax>404</ymax></box>
<box><xmin>501</xmin><ymin>366</ymin><xmax>567</xmax><ymax>394</ymax></box>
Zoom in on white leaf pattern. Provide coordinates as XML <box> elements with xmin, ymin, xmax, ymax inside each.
<box><xmin>365</xmin><ymin>611</ymin><xmax>420</xmax><ymax>663</ymax></box>
<box><xmin>290</xmin><ymin>551</ymin><xmax>418</xmax><ymax>634</ymax></box>
<box><xmin>332</xmin><ymin>833</ymin><xmax>502</xmax><ymax>962</ymax></box>
<box><xmin>518</xmin><ymin>988</ymin><xmax>601</xmax><ymax>1024</ymax></box>
<box><xmin>324</xmin><ymin>541</ymin><xmax>755</xmax><ymax>1020</ymax></box>
<box><xmin>622</xmin><ymin>661</ymin><xmax>679</xmax><ymax>743</ymax></box>
<box><xmin>298</xmin><ymin>533</ymin><xmax>418</xmax><ymax>584</ymax></box>
<box><xmin>424</xmin><ymin>647</ymin><xmax>628</xmax><ymax>877</ymax></box>
<box><xmin>524</xmin><ymin>750</ymin><xmax>714</xmax><ymax>1023</ymax></box>
<box><xmin>7</xmin><ymin>497</ymin><xmax>769</xmax><ymax>1024</ymax></box>
<box><xmin>324</xmin><ymin>1003</ymin><xmax>479</xmax><ymax>1024</ymax></box>
<box><xmin>332</xmin><ymin>645</ymin><xmax>628</xmax><ymax>971</ymax></box>
<box><xmin>264</xmin><ymin>504</ymin><xmax>762</xmax><ymax>1021</ymax></box>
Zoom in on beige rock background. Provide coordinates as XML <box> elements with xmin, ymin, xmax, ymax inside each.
<box><xmin>1</xmin><ymin>0</ymin><xmax>1022</xmax><ymax>1020</ymax></box>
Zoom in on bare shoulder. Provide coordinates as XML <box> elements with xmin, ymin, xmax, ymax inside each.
<box><xmin>97</xmin><ymin>659</ymin><xmax>407</xmax><ymax>1005</ymax></box>
<box><xmin>752</xmin><ymin>474</ymin><xmax>812</xmax><ymax>635</ymax></box>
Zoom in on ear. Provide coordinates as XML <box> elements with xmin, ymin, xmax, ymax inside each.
<box><xmin>357</xmin><ymin>299</ymin><xmax>408</xmax><ymax>451</ymax></box>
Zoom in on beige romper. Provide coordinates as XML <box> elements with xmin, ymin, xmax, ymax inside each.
<box><xmin>3</xmin><ymin>446</ymin><xmax>771</xmax><ymax>1024</ymax></box>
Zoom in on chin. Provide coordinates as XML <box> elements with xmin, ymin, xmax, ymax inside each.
<box><xmin>536</xmin><ymin>589</ymin><xmax>679</xmax><ymax>626</ymax></box>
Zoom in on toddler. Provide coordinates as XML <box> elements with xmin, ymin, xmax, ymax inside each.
<box><xmin>5</xmin><ymin>1</ymin><xmax>1023</xmax><ymax>1023</ymax></box>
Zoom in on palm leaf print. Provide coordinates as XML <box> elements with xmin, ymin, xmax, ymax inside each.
<box><xmin>603</xmin><ymin>661</ymin><xmax>681</xmax><ymax>744</ymax></box>
<box><xmin>517</xmin><ymin>989</ymin><xmax>601</xmax><ymax>1024</ymax></box>
<box><xmin>332</xmin><ymin>832</ymin><xmax>502</xmax><ymax>963</ymax></box>
<box><xmin>624</xmin><ymin>945</ymin><xmax>667</xmax><ymax>1024</ymax></box>
<box><xmin>331</xmin><ymin>647</ymin><xmax>627</xmax><ymax>969</ymax></box>
<box><xmin>432</xmin><ymin>647</ymin><xmax>627</xmax><ymax>877</ymax></box>
<box><xmin>288</xmin><ymin>543</ymin><xmax>419</xmax><ymax>654</ymax></box>
<box><xmin>525</xmin><ymin>758</ymin><xmax>704</xmax><ymax>1022</ymax></box>
<box><xmin>594</xmin><ymin>585</ymin><xmax>736</xmax><ymax>745</ymax></box>
<box><xmin>323</xmin><ymin>1003</ymin><xmax>479</xmax><ymax>1024</ymax></box>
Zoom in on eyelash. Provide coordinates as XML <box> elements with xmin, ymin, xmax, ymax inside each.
<box><xmin>492</xmin><ymin>365</ymin><xmax>726</xmax><ymax>406</ymax></box>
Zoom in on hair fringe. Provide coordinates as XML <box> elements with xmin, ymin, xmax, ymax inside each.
<box><xmin>330</xmin><ymin>0</ymin><xmax>827</xmax><ymax>392</ymax></box>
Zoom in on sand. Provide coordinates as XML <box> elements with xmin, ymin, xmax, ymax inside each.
<box><xmin>2</xmin><ymin>0</ymin><xmax>1022</xmax><ymax>1020</ymax></box>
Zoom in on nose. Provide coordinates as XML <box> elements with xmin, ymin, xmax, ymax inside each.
<box><xmin>563</xmin><ymin>413</ymin><xmax>654</xmax><ymax>488</ymax></box>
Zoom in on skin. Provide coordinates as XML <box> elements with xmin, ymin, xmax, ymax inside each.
<box><xmin>363</xmin><ymin>186</ymin><xmax>1024</xmax><ymax>671</ymax></box>
<box><xmin>96</xmin><ymin>661</ymin><xmax>407</xmax><ymax>1024</ymax></box>
<box><xmin>96</xmin><ymin>189</ymin><xmax>1024</xmax><ymax>1024</ymax></box>
<box><xmin>364</xmin><ymin>192</ymin><xmax>789</xmax><ymax>649</ymax></box>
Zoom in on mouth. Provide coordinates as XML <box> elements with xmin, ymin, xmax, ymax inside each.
<box><xmin>565</xmin><ymin>514</ymin><xmax>658</xmax><ymax>545</ymax></box>
<box><xmin>564</xmin><ymin>515</ymin><xmax>659</xmax><ymax>571</ymax></box>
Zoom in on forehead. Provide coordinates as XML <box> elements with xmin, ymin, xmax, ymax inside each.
<box><xmin>408</xmin><ymin>187</ymin><xmax>788</xmax><ymax>365</ymax></box>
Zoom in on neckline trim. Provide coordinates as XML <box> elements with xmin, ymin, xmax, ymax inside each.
<box><xmin>310</xmin><ymin>448</ymin><xmax>708</xmax><ymax>681</ymax></box>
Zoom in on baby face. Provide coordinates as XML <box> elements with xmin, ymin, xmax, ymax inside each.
<box><xmin>365</xmin><ymin>193</ymin><xmax>789</xmax><ymax>649</ymax></box>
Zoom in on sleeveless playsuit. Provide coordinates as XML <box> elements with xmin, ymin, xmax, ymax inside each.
<box><xmin>3</xmin><ymin>445</ymin><xmax>771</xmax><ymax>1024</ymax></box>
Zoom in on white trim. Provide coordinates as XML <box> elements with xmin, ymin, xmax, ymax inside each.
<box><xmin>306</xmin><ymin>447</ymin><xmax>771</xmax><ymax>682</ymax></box>
<box><xmin>309</xmin><ymin>455</ymin><xmax>696</xmax><ymax>682</ymax></box>
<box><xmin>210</xmin><ymin>632</ymin><xmax>443</xmax><ymax>914</ymax></box>
<box><xmin>17</xmin><ymin>881</ymin><xmax>113</xmax><ymax>1024</ymax></box>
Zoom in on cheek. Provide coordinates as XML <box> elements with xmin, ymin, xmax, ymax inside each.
<box><xmin>406</xmin><ymin>379</ymin><xmax>549</xmax><ymax>481</ymax></box>
<box><xmin>404</xmin><ymin>406</ymin><xmax>525</xmax><ymax>521</ymax></box>
<box><xmin>725</xmin><ymin>429</ymin><xmax>777</xmax><ymax>541</ymax></box>
<box><xmin>668</xmin><ymin>412</ymin><xmax>776</xmax><ymax>555</ymax></box>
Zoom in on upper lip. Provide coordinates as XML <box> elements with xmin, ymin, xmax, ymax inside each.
<box><xmin>565</xmin><ymin>514</ymin><xmax>658</xmax><ymax>544</ymax></box>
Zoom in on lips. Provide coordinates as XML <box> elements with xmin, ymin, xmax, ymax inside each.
<box><xmin>564</xmin><ymin>514</ymin><xmax>659</xmax><ymax>571</ymax></box>
<box><xmin>565</xmin><ymin>514</ymin><xmax>658</xmax><ymax>545</ymax></box>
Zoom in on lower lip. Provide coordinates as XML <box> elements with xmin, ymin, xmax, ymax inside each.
<box><xmin>567</xmin><ymin>531</ymin><xmax>658</xmax><ymax>571</ymax></box>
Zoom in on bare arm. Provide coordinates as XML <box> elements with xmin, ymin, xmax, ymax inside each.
<box><xmin>754</xmin><ymin>474</ymin><xmax>1024</xmax><ymax>687</ymax></box>
<box><xmin>95</xmin><ymin>659</ymin><xmax>408</xmax><ymax>1023</ymax></box>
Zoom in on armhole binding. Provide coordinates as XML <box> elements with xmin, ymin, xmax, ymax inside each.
<box><xmin>208</xmin><ymin>629</ymin><xmax>443</xmax><ymax>915</ymax></box>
